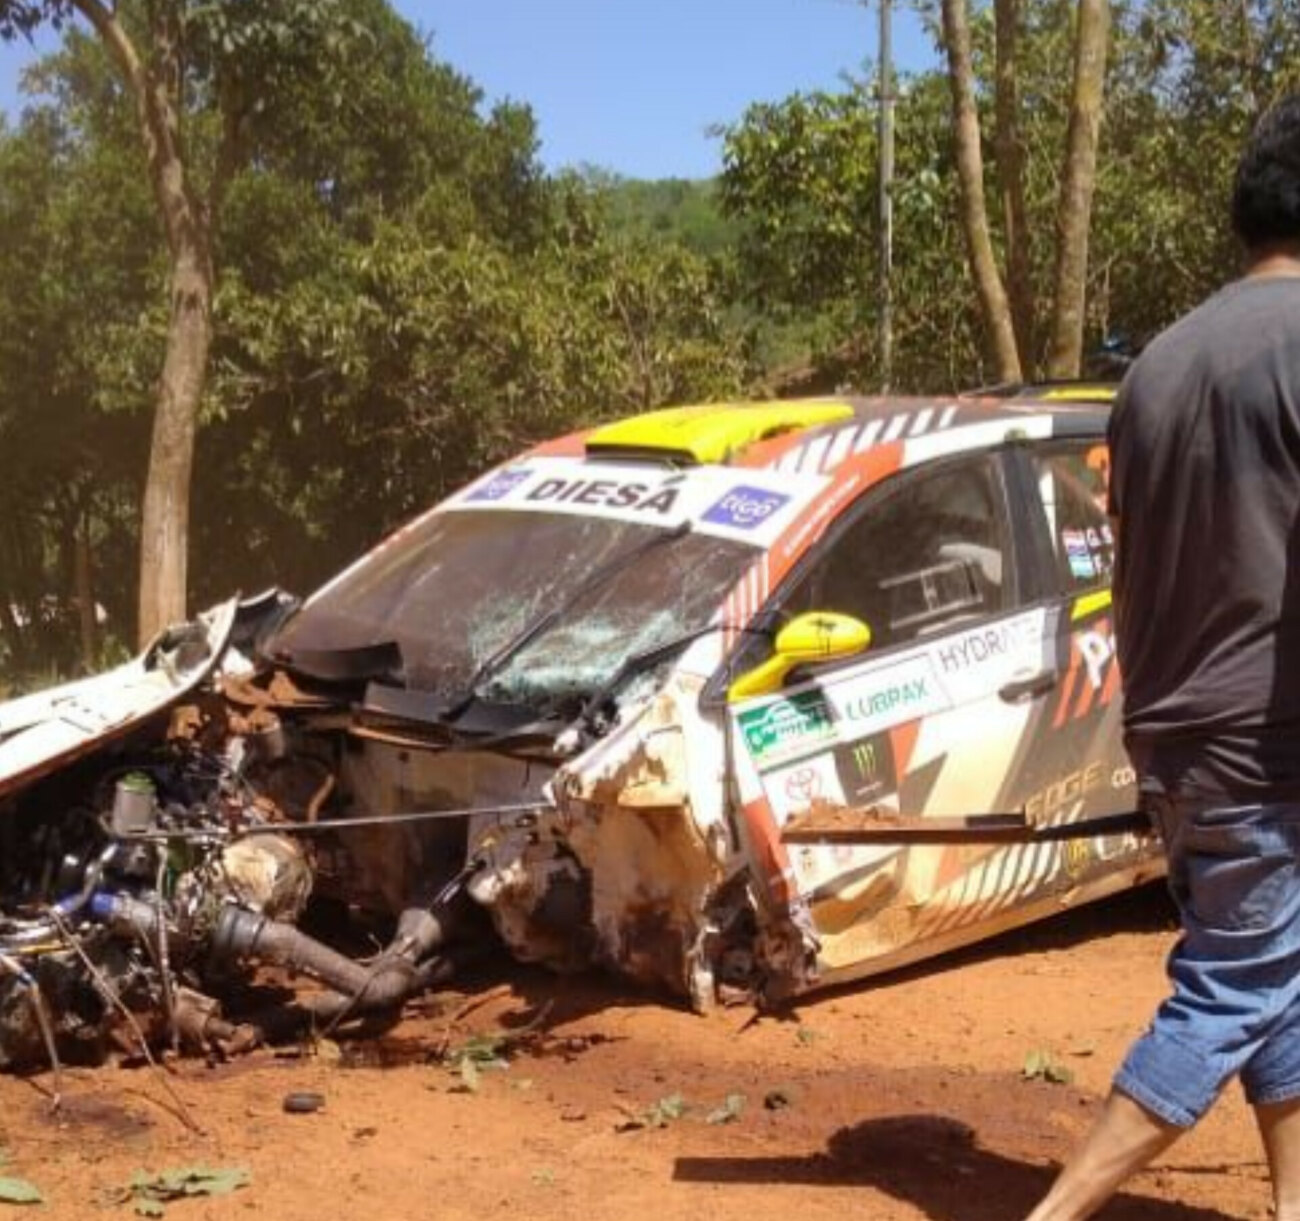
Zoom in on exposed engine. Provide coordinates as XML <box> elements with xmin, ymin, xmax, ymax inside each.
<box><xmin>0</xmin><ymin>724</ymin><xmax>468</xmax><ymax>1073</ymax></box>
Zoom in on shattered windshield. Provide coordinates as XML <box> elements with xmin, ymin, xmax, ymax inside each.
<box><xmin>268</xmin><ymin>509</ymin><xmax>755</xmax><ymax>707</ymax></box>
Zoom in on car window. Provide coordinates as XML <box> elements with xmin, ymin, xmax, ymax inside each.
<box><xmin>781</xmin><ymin>459</ymin><xmax>1010</xmax><ymax>652</ymax></box>
<box><xmin>1032</xmin><ymin>444</ymin><xmax>1114</xmax><ymax>594</ymax></box>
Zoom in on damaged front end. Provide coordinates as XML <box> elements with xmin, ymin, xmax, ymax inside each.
<box><xmin>0</xmin><ymin>582</ymin><xmax>782</xmax><ymax>1074</ymax></box>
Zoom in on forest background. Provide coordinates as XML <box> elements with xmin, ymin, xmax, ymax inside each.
<box><xmin>0</xmin><ymin>0</ymin><xmax>1296</xmax><ymax>688</ymax></box>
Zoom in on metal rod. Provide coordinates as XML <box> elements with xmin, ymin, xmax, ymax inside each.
<box><xmin>781</xmin><ymin>809</ymin><xmax>1150</xmax><ymax>845</ymax></box>
<box><xmin>232</xmin><ymin>801</ymin><xmax>550</xmax><ymax>837</ymax></box>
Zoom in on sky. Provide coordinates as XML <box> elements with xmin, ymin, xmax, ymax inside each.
<box><xmin>0</xmin><ymin>0</ymin><xmax>935</xmax><ymax>180</ymax></box>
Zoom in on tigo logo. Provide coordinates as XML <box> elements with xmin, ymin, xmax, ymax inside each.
<box><xmin>703</xmin><ymin>486</ymin><xmax>791</xmax><ymax>530</ymax></box>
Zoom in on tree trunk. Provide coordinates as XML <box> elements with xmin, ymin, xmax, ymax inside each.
<box><xmin>941</xmin><ymin>0</ymin><xmax>1023</xmax><ymax>384</ymax></box>
<box><xmin>74</xmin><ymin>505</ymin><xmax>96</xmax><ymax>672</ymax></box>
<box><xmin>73</xmin><ymin>0</ymin><xmax>215</xmax><ymax>644</ymax></box>
<box><xmin>138</xmin><ymin>243</ymin><xmax>211</xmax><ymax>642</ymax></box>
<box><xmin>1046</xmin><ymin>0</ymin><xmax>1111</xmax><ymax>379</ymax></box>
<box><xmin>994</xmin><ymin>0</ymin><xmax>1035</xmax><ymax>373</ymax></box>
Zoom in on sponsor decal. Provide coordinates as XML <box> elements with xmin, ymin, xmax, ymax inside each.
<box><xmin>783</xmin><ymin>763</ymin><xmax>824</xmax><ymax>807</ymax></box>
<box><xmin>1077</xmin><ymin>629</ymin><xmax>1115</xmax><ymax>690</ymax></box>
<box><xmin>738</xmin><ymin>691</ymin><xmax>837</xmax><ymax>766</ymax></box>
<box><xmin>1111</xmin><ymin>764</ymin><xmax>1136</xmax><ymax>789</ymax></box>
<box><xmin>703</xmin><ymin>485</ymin><xmax>792</xmax><ymax>530</ymax></box>
<box><xmin>525</xmin><ymin>475</ymin><xmax>682</xmax><ymax>515</ymax></box>
<box><xmin>833</xmin><ymin>733</ymin><xmax>897</xmax><ymax>806</ymax></box>
<box><xmin>1063</xmin><ymin>529</ymin><xmax>1098</xmax><ymax>579</ymax></box>
<box><xmin>935</xmin><ymin>616</ymin><xmax>1039</xmax><ymax>674</ymax></box>
<box><xmin>467</xmin><ymin>468</ymin><xmax>532</xmax><ymax>502</ymax></box>
<box><xmin>1063</xmin><ymin>835</ymin><xmax>1095</xmax><ymax>880</ymax></box>
<box><xmin>1023</xmin><ymin>761</ymin><xmax>1104</xmax><ymax>821</ymax></box>
<box><xmin>828</xmin><ymin>653</ymin><xmax>947</xmax><ymax>731</ymax></box>
<box><xmin>1053</xmin><ymin>619</ymin><xmax>1120</xmax><ymax>727</ymax></box>
<box><xmin>840</xmin><ymin>678</ymin><xmax>931</xmax><ymax>723</ymax></box>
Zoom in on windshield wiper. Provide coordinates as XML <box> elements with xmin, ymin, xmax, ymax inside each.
<box><xmin>445</xmin><ymin>519</ymin><xmax>693</xmax><ymax>717</ymax></box>
<box><xmin>567</xmin><ymin>619</ymin><xmax>775</xmax><ymax>738</ymax></box>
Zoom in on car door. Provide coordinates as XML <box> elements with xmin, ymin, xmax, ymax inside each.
<box><xmin>993</xmin><ymin>438</ymin><xmax>1150</xmax><ymax>885</ymax></box>
<box><xmin>725</xmin><ymin>451</ymin><xmax>1068</xmax><ymax>976</ymax></box>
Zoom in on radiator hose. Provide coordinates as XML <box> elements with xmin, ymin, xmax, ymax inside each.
<box><xmin>210</xmin><ymin>903</ymin><xmax>455</xmax><ymax>1021</ymax></box>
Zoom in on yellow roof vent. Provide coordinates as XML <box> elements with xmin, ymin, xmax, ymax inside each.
<box><xmin>1034</xmin><ymin>383</ymin><xmax>1117</xmax><ymax>404</ymax></box>
<box><xmin>585</xmin><ymin>401</ymin><xmax>855</xmax><ymax>465</ymax></box>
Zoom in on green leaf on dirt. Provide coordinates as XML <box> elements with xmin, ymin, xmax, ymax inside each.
<box><xmin>795</xmin><ymin>1025</ymin><xmax>818</xmax><ymax>1047</ymax></box>
<box><xmin>653</xmin><ymin>1093</ymin><xmax>687</xmax><ymax>1122</ymax></box>
<box><xmin>1022</xmin><ymin>1049</ymin><xmax>1074</xmax><ymax>1085</ymax></box>
<box><xmin>0</xmin><ymin>1177</ymin><xmax>43</xmax><ymax>1205</ymax></box>
<box><xmin>454</xmin><ymin>1056</ymin><xmax>482</xmax><ymax>1094</ymax></box>
<box><xmin>118</xmin><ymin>1165</ymin><xmax>250</xmax><ymax>1215</ymax></box>
<box><xmin>447</xmin><ymin>1033</ymin><xmax>510</xmax><ymax>1067</ymax></box>
<box><xmin>706</xmin><ymin>1093</ymin><xmax>746</xmax><ymax>1125</ymax></box>
<box><xmin>615</xmin><ymin>1093</ymin><xmax>689</xmax><ymax>1132</ymax></box>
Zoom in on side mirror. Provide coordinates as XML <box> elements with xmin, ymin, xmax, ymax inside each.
<box><xmin>727</xmin><ymin>611</ymin><xmax>872</xmax><ymax>703</ymax></box>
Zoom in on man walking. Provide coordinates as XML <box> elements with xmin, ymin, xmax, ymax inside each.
<box><xmin>1025</xmin><ymin>93</ymin><xmax>1300</xmax><ymax>1221</ymax></box>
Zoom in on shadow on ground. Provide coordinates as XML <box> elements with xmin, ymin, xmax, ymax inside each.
<box><xmin>675</xmin><ymin>1114</ymin><xmax>1244</xmax><ymax>1220</ymax></box>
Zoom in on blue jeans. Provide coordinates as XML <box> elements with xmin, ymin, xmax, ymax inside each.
<box><xmin>1115</xmin><ymin>794</ymin><xmax>1300</xmax><ymax>1127</ymax></box>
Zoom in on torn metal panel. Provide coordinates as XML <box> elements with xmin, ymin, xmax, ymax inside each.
<box><xmin>0</xmin><ymin>599</ymin><xmax>239</xmax><ymax>801</ymax></box>
<box><xmin>545</xmin><ymin>676</ymin><xmax>732</xmax><ymax>997</ymax></box>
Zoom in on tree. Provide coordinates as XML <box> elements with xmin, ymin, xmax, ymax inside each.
<box><xmin>0</xmin><ymin>0</ymin><xmax>360</xmax><ymax>644</ymax></box>
<box><xmin>993</xmin><ymin>0</ymin><xmax>1034</xmax><ymax>364</ymax></box>
<box><xmin>941</xmin><ymin>0</ymin><xmax>1022</xmax><ymax>381</ymax></box>
<box><xmin>719</xmin><ymin>0</ymin><xmax>1159</xmax><ymax>389</ymax></box>
<box><xmin>717</xmin><ymin>76</ymin><xmax>992</xmax><ymax>392</ymax></box>
<box><xmin>0</xmin><ymin>66</ymin><xmax>155</xmax><ymax>681</ymax></box>
<box><xmin>937</xmin><ymin>0</ymin><xmax>1111</xmax><ymax>381</ymax></box>
<box><xmin>1045</xmin><ymin>0</ymin><xmax>1110</xmax><ymax>377</ymax></box>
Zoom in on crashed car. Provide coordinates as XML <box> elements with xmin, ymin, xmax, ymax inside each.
<box><xmin>0</xmin><ymin>390</ymin><xmax>1163</xmax><ymax>1071</ymax></box>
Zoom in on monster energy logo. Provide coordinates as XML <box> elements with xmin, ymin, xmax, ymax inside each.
<box><xmin>850</xmin><ymin>739</ymin><xmax>879</xmax><ymax>781</ymax></box>
<box><xmin>739</xmin><ymin>691</ymin><xmax>837</xmax><ymax>764</ymax></box>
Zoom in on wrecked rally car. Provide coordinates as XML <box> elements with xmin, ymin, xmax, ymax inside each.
<box><xmin>0</xmin><ymin>392</ymin><xmax>1164</xmax><ymax>1072</ymax></box>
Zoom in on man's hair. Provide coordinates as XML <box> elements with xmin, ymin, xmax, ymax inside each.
<box><xmin>1232</xmin><ymin>93</ymin><xmax>1300</xmax><ymax>251</ymax></box>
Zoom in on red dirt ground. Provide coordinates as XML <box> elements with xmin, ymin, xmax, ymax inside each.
<box><xmin>0</xmin><ymin>886</ymin><xmax>1273</xmax><ymax>1220</ymax></box>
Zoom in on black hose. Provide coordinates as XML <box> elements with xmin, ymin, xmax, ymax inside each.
<box><xmin>210</xmin><ymin>901</ymin><xmax>456</xmax><ymax>1017</ymax></box>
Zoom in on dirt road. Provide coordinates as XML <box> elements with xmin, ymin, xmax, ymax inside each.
<box><xmin>0</xmin><ymin>886</ymin><xmax>1270</xmax><ymax>1220</ymax></box>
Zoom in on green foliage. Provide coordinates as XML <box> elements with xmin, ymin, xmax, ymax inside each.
<box><xmin>718</xmin><ymin>72</ymin><xmax>985</xmax><ymax>392</ymax></box>
<box><xmin>716</xmin><ymin>1</ymin><xmax>1300</xmax><ymax>392</ymax></box>
<box><xmin>0</xmin><ymin>1</ymin><xmax>72</xmax><ymax>41</ymax></box>
<box><xmin>0</xmin><ymin>1</ymin><xmax>753</xmax><ymax>682</ymax></box>
<box><xmin>588</xmin><ymin>172</ymin><xmax>736</xmax><ymax>257</ymax></box>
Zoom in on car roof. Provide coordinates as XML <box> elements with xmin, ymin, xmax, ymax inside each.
<box><xmin>539</xmin><ymin>386</ymin><xmax>1113</xmax><ymax>479</ymax></box>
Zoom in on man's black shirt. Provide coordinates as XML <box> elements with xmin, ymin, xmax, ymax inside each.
<box><xmin>1108</xmin><ymin>275</ymin><xmax>1300</xmax><ymax>800</ymax></box>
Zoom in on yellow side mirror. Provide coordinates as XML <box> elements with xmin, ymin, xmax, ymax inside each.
<box><xmin>728</xmin><ymin>611</ymin><xmax>872</xmax><ymax>702</ymax></box>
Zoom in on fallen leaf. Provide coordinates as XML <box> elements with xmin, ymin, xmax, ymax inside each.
<box><xmin>1022</xmin><ymin>1049</ymin><xmax>1074</xmax><ymax>1085</ymax></box>
<box><xmin>0</xmin><ymin>1177</ymin><xmax>42</xmax><ymax>1205</ymax></box>
<box><xmin>706</xmin><ymin>1093</ymin><xmax>746</xmax><ymax>1125</ymax></box>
